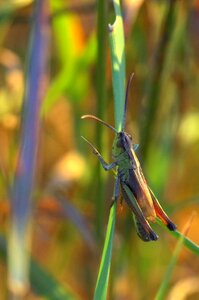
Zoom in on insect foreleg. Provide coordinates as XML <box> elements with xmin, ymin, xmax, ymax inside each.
<box><xmin>81</xmin><ymin>136</ymin><xmax>117</xmax><ymax>171</ymax></box>
<box><xmin>110</xmin><ymin>174</ymin><xmax>120</xmax><ymax>208</ymax></box>
<box><xmin>97</xmin><ymin>156</ymin><xmax>117</xmax><ymax>171</ymax></box>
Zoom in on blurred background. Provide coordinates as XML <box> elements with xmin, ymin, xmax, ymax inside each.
<box><xmin>0</xmin><ymin>0</ymin><xmax>199</xmax><ymax>299</ymax></box>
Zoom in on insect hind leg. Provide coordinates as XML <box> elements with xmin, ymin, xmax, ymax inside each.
<box><xmin>149</xmin><ymin>188</ymin><xmax>177</xmax><ymax>231</ymax></box>
<box><xmin>133</xmin><ymin>216</ymin><xmax>158</xmax><ymax>242</ymax></box>
<box><xmin>122</xmin><ymin>184</ymin><xmax>158</xmax><ymax>242</ymax></box>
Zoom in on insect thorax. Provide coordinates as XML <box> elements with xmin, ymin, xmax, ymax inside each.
<box><xmin>112</xmin><ymin>133</ymin><xmax>126</xmax><ymax>159</ymax></box>
<box><xmin>112</xmin><ymin>133</ymin><xmax>132</xmax><ymax>176</ymax></box>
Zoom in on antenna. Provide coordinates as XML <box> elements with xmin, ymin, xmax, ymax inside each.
<box><xmin>81</xmin><ymin>115</ymin><xmax>117</xmax><ymax>133</ymax></box>
<box><xmin>122</xmin><ymin>73</ymin><xmax>134</xmax><ymax>131</ymax></box>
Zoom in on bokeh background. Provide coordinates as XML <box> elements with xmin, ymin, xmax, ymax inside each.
<box><xmin>0</xmin><ymin>0</ymin><xmax>199</xmax><ymax>299</ymax></box>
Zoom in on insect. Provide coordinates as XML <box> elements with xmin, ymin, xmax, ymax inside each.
<box><xmin>81</xmin><ymin>74</ymin><xmax>176</xmax><ymax>241</ymax></box>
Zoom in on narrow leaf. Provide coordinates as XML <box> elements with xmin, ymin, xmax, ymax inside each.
<box><xmin>94</xmin><ymin>203</ymin><xmax>116</xmax><ymax>300</ymax></box>
<box><xmin>94</xmin><ymin>0</ymin><xmax>126</xmax><ymax>298</ymax></box>
<box><xmin>156</xmin><ymin>218</ymin><xmax>199</xmax><ymax>256</ymax></box>
<box><xmin>8</xmin><ymin>0</ymin><xmax>49</xmax><ymax>295</ymax></box>
<box><xmin>109</xmin><ymin>0</ymin><xmax>126</xmax><ymax>132</ymax></box>
<box><xmin>0</xmin><ymin>236</ymin><xmax>80</xmax><ymax>300</ymax></box>
<box><xmin>30</xmin><ymin>258</ymin><xmax>81</xmax><ymax>300</ymax></box>
<box><xmin>155</xmin><ymin>214</ymin><xmax>196</xmax><ymax>300</ymax></box>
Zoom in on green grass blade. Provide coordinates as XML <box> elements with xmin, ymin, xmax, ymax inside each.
<box><xmin>109</xmin><ymin>0</ymin><xmax>126</xmax><ymax>132</ymax></box>
<box><xmin>95</xmin><ymin>0</ymin><xmax>108</xmax><ymax>241</ymax></box>
<box><xmin>94</xmin><ymin>203</ymin><xmax>116</xmax><ymax>300</ymax></box>
<box><xmin>140</xmin><ymin>0</ymin><xmax>178</xmax><ymax>162</ymax></box>
<box><xmin>156</xmin><ymin>218</ymin><xmax>199</xmax><ymax>255</ymax></box>
<box><xmin>43</xmin><ymin>0</ymin><xmax>76</xmax><ymax>110</ymax></box>
<box><xmin>155</xmin><ymin>216</ymin><xmax>195</xmax><ymax>300</ymax></box>
<box><xmin>155</xmin><ymin>234</ymin><xmax>185</xmax><ymax>300</ymax></box>
<box><xmin>0</xmin><ymin>236</ymin><xmax>80</xmax><ymax>300</ymax></box>
<box><xmin>94</xmin><ymin>0</ymin><xmax>126</xmax><ymax>298</ymax></box>
<box><xmin>41</xmin><ymin>0</ymin><xmax>96</xmax><ymax>114</ymax></box>
<box><xmin>150</xmin><ymin>191</ymin><xmax>199</xmax><ymax>255</ymax></box>
<box><xmin>165</xmin><ymin>227</ymin><xmax>199</xmax><ymax>256</ymax></box>
<box><xmin>30</xmin><ymin>259</ymin><xmax>81</xmax><ymax>300</ymax></box>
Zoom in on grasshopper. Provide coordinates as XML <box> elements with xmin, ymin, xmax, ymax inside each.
<box><xmin>81</xmin><ymin>74</ymin><xmax>176</xmax><ymax>241</ymax></box>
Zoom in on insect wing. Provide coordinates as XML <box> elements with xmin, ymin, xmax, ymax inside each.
<box><xmin>121</xmin><ymin>183</ymin><xmax>158</xmax><ymax>241</ymax></box>
<box><xmin>121</xmin><ymin>133</ymin><xmax>156</xmax><ymax>220</ymax></box>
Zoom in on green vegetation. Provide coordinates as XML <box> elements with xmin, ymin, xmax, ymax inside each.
<box><xmin>0</xmin><ymin>0</ymin><xmax>199</xmax><ymax>299</ymax></box>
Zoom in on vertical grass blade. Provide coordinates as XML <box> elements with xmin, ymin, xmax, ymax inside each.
<box><xmin>8</xmin><ymin>0</ymin><xmax>49</xmax><ymax>296</ymax></box>
<box><xmin>140</xmin><ymin>0</ymin><xmax>177</xmax><ymax>162</ymax></box>
<box><xmin>94</xmin><ymin>0</ymin><xmax>126</xmax><ymax>298</ymax></box>
<box><xmin>109</xmin><ymin>0</ymin><xmax>126</xmax><ymax>132</ymax></box>
<box><xmin>41</xmin><ymin>0</ymin><xmax>74</xmax><ymax>114</ymax></box>
<box><xmin>95</xmin><ymin>0</ymin><xmax>108</xmax><ymax>240</ymax></box>
<box><xmin>155</xmin><ymin>214</ymin><xmax>195</xmax><ymax>300</ymax></box>
<box><xmin>96</xmin><ymin>0</ymin><xmax>107</xmax><ymax>124</ymax></box>
<box><xmin>42</xmin><ymin>0</ymin><xmax>96</xmax><ymax>114</ymax></box>
<box><xmin>94</xmin><ymin>204</ymin><xmax>116</xmax><ymax>300</ymax></box>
